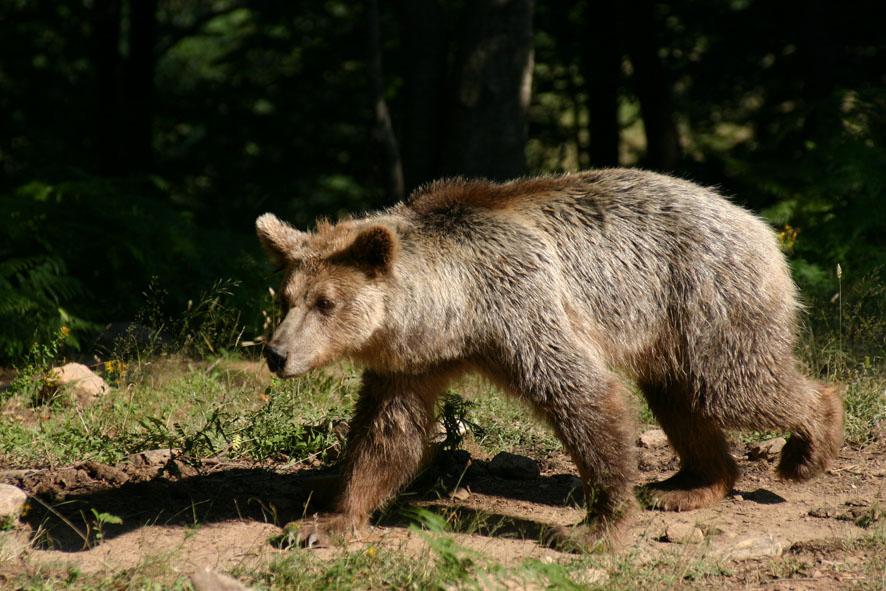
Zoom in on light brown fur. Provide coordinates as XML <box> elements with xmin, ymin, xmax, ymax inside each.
<box><xmin>256</xmin><ymin>168</ymin><xmax>844</xmax><ymax>551</ymax></box>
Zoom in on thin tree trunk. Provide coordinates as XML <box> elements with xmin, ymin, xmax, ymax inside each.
<box><xmin>583</xmin><ymin>0</ymin><xmax>620</xmax><ymax>168</ymax></box>
<box><xmin>94</xmin><ymin>0</ymin><xmax>122</xmax><ymax>174</ymax></box>
<box><xmin>367</xmin><ymin>0</ymin><xmax>405</xmax><ymax>202</ymax></box>
<box><xmin>398</xmin><ymin>0</ymin><xmax>447</xmax><ymax>192</ymax></box>
<box><xmin>444</xmin><ymin>0</ymin><xmax>534</xmax><ymax>181</ymax></box>
<box><xmin>626</xmin><ymin>0</ymin><xmax>680</xmax><ymax>171</ymax></box>
<box><xmin>124</xmin><ymin>0</ymin><xmax>157</xmax><ymax>172</ymax></box>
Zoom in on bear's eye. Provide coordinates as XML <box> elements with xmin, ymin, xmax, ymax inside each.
<box><xmin>313</xmin><ymin>296</ymin><xmax>335</xmax><ymax>315</ymax></box>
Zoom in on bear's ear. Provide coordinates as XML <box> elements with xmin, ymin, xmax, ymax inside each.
<box><xmin>255</xmin><ymin>213</ymin><xmax>307</xmax><ymax>267</ymax></box>
<box><xmin>337</xmin><ymin>225</ymin><xmax>398</xmax><ymax>277</ymax></box>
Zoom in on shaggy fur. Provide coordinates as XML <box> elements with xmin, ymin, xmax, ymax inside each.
<box><xmin>256</xmin><ymin>168</ymin><xmax>844</xmax><ymax>550</ymax></box>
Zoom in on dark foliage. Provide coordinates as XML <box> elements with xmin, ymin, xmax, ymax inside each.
<box><xmin>0</xmin><ymin>0</ymin><xmax>883</xmax><ymax>362</ymax></box>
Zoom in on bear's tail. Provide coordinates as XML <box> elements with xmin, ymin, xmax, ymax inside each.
<box><xmin>777</xmin><ymin>382</ymin><xmax>844</xmax><ymax>481</ymax></box>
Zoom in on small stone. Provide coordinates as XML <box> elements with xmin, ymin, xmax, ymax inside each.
<box><xmin>733</xmin><ymin>494</ymin><xmax>744</xmax><ymax>502</ymax></box>
<box><xmin>747</xmin><ymin>437</ymin><xmax>787</xmax><ymax>461</ymax></box>
<box><xmin>432</xmin><ymin>418</ymin><xmax>470</xmax><ymax>443</ymax></box>
<box><xmin>190</xmin><ymin>568</ymin><xmax>253</xmax><ymax>591</ymax></box>
<box><xmin>665</xmin><ymin>522</ymin><xmax>705</xmax><ymax>544</ymax></box>
<box><xmin>0</xmin><ymin>484</ymin><xmax>27</xmax><ymax>523</ymax></box>
<box><xmin>638</xmin><ymin>429</ymin><xmax>669</xmax><ymax>449</ymax></box>
<box><xmin>719</xmin><ymin>533</ymin><xmax>784</xmax><ymax>561</ymax></box>
<box><xmin>43</xmin><ymin>363</ymin><xmax>109</xmax><ymax>406</ymax></box>
<box><xmin>449</xmin><ymin>487</ymin><xmax>471</xmax><ymax>501</ymax></box>
<box><xmin>489</xmin><ymin>452</ymin><xmax>540</xmax><ymax>480</ymax></box>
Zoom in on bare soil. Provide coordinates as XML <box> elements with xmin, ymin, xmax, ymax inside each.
<box><xmin>1</xmin><ymin>435</ymin><xmax>883</xmax><ymax>589</ymax></box>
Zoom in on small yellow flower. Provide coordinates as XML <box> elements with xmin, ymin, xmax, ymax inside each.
<box><xmin>366</xmin><ymin>545</ymin><xmax>378</xmax><ymax>559</ymax></box>
<box><xmin>59</xmin><ymin>325</ymin><xmax>71</xmax><ymax>337</ymax></box>
<box><xmin>776</xmin><ymin>224</ymin><xmax>799</xmax><ymax>253</ymax></box>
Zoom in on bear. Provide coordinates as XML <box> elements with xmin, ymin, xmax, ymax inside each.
<box><xmin>255</xmin><ymin>168</ymin><xmax>843</xmax><ymax>551</ymax></box>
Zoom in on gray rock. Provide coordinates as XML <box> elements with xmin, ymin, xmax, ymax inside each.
<box><xmin>489</xmin><ymin>452</ymin><xmax>540</xmax><ymax>480</ymax></box>
<box><xmin>664</xmin><ymin>522</ymin><xmax>704</xmax><ymax>544</ymax></box>
<box><xmin>747</xmin><ymin>437</ymin><xmax>787</xmax><ymax>460</ymax></box>
<box><xmin>638</xmin><ymin>429</ymin><xmax>669</xmax><ymax>449</ymax></box>
<box><xmin>190</xmin><ymin>568</ymin><xmax>253</xmax><ymax>591</ymax></box>
<box><xmin>0</xmin><ymin>484</ymin><xmax>27</xmax><ymax>522</ymax></box>
<box><xmin>718</xmin><ymin>533</ymin><xmax>784</xmax><ymax>561</ymax></box>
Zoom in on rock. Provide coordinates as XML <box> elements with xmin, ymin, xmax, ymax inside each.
<box><xmin>449</xmin><ymin>487</ymin><xmax>471</xmax><ymax>501</ymax></box>
<box><xmin>0</xmin><ymin>484</ymin><xmax>27</xmax><ymax>523</ymax></box>
<box><xmin>432</xmin><ymin>418</ymin><xmax>470</xmax><ymax>443</ymax></box>
<box><xmin>665</xmin><ymin>522</ymin><xmax>704</xmax><ymax>544</ymax></box>
<box><xmin>43</xmin><ymin>363</ymin><xmax>109</xmax><ymax>406</ymax></box>
<box><xmin>489</xmin><ymin>452</ymin><xmax>540</xmax><ymax>480</ymax></box>
<box><xmin>718</xmin><ymin>533</ymin><xmax>784</xmax><ymax>561</ymax></box>
<box><xmin>638</xmin><ymin>429</ymin><xmax>669</xmax><ymax>449</ymax></box>
<box><xmin>190</xmin><ymin>568</ymin><xmax>253</xmax><ymax>591</ymax></box>
<box><xmin>747</xmin><ymin>437</ymin><xmax>787</xmax><ymax>460</ymax></box>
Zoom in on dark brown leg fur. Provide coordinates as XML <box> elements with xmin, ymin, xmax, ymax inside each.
<box><xmin>640</xmin><ymin>381</ymin><xmax>738</xmax><ymax>511</ymax></box>
<box><xmin>290</xmin><ymin>369</ymin><xmax>448</xmax><ymax>546</ymax></box>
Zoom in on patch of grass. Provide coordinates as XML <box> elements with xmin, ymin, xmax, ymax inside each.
<box><xmin>454</xmin><ymin>376</ymin><xmax>562</xmax><ymax>457</ymax></box>
<box><xmin>0</xmin><ymin>357</ymin><xmax>361</xmax><ymax>468</ymax></box>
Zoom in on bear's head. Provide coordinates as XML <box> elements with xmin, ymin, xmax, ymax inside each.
<box><xmin>255</xmin><ymin>213</ymin><xmax>397</xmax><ymax>377</ymax></box>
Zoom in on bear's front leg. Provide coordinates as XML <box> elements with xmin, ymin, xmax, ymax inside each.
<box><xmin>286</xmin><ymin>370</ymin><xmax>445</xmax><ymax>547</ymax></box>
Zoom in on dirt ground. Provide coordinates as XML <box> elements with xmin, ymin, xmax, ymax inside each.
<box><xmin>1</xmin><ymin>434</ymin><xmax>883</xmax><ymax>589</ymax></box>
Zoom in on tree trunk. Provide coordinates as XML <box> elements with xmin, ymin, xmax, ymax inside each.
<box><xmin>444</xmin><ymin>0</ymin><xmax>534</xmax><ymax>181</ymax></box>
<box><xmin>398</xmin><ymin>0</ymin><xmax>448</xmax><ymax>192</ymax></box>
<box><xmin>94</xmin><ymin>0</ymin><xmax>122</xmax><ymax>174</ymax></box>
<box><xmin>583</xmin><ymin>0</ymin><xmax>621</xmax><ymax>168</ymax></box>
<box><xmin>626</xmin><ymin>0</ymin><xmax>680</xmax><ymax>171</ymax></box>
<box><xmin>367</xmin><ymin>0</ymin><xmax>405</xmax><ymax>202</ymax></box>
<box><xmin>123</xmin><ymin>0</ymin><xmax>157</xmax><ymax>172</ymax></box>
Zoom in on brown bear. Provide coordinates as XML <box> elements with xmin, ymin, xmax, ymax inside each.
<box><xmin>256</xmin><ymin>168</ymin><xmax>843</xmax><ymax>551</ymax></box>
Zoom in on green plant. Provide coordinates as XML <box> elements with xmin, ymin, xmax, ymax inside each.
<box><xmin>85</xmin><ymin>508</ymin><xmax>123</xmax><ymax>546</ymax></box>
<box><xmin>438</xmin><ymin>391</ymin><xmax>484</xmax><ymax>451</ymax></box>
<box><xmin>5</xmin><ymin>327</ymin><xmax>65</xmax><ymax>402</ymax></box>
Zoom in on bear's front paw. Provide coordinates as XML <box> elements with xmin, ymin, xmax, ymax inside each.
<box><xmin>274</xmin><ymin>514</ymin><xmax>359</xmax><ymax>549</ymax></box>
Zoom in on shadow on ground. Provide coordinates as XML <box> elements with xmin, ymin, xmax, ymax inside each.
<box><xmin>14</xmin><ymin>452</ymin><xmax>588</xmax><ymax>552</ymax></box>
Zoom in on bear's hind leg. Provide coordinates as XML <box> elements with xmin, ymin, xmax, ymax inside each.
<box><xmin>774</xmin><ymin>377</ymin><xmax>844</xmax><ymax>481</ymax></box>
<box><xmin>640</xmin><ymin>381</ymin><xmax>738</xmax><ymax>511</ymax></box>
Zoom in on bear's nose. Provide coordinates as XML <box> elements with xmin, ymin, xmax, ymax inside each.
<box><xmin>265</xmin><ymin>345</ymin><xmax>287</xmax><ymax>373</ymax></box>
